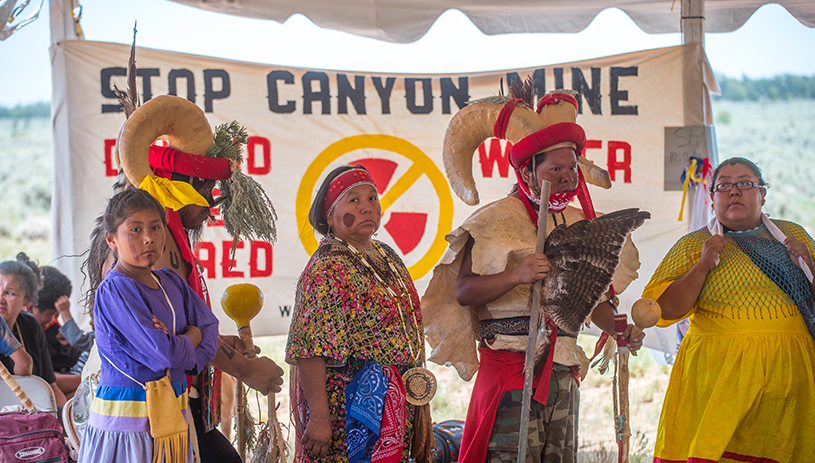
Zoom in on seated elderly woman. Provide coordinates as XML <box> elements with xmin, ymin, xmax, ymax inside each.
<box><xmin>0</xmin><ymin>254</ymin><xmax>68</xmax><ymax>406</ymax></box>
<box><xmin>286</xmin><ymin>165</ymin><xmax>433</xmax><ymax>462</ymax></box>
<box><xmin>644</xmin><ymin>157</ymin><xmax>815</xmax><ymax>462</ymax></box>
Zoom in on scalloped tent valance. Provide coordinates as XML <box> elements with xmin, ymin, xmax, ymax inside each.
<box><xmin>168</xmin><ymin>0</ymin><xmax>815</xmax><ymax>43</ymax></box>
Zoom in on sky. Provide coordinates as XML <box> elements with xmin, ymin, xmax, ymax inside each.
<box><xmin>0</xmin><ymin>1</ymin><xmax>814</xmax><ymax>107</ymax></box>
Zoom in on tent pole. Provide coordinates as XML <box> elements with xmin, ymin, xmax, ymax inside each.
<box><xmin>49</xmin><ymin>0</ymin><xmax>85</xmax><ymax>334</ymax></box>
<box><xmin>681</xmin><ymin>0</ymin><xmax>705</xmax><ymax>46</ymax></box>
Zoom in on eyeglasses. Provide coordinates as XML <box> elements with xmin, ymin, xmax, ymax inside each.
<box><xmin>713</xmin><ymin>181</ymin><xmax>765</xmax><ymax>193</ymax></box>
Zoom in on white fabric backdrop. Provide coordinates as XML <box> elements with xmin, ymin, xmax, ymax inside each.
<box><xmin>51</xmin><ymin>40</ymin><xmax>715</xmax><ymax>353</ymax></box>
<box><xmin>167</xmin><ymin>0</ymin><xmax>815</xmax><ymax>42</ymax></box>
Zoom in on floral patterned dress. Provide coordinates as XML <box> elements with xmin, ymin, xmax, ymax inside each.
<box><xmin>286</xmin><ymin>238</ymin><xmax>423</xmax><ymax>463</ymax></box>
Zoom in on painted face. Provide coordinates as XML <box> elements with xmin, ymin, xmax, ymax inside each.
<box><xmin>0</xmin><ymin>274</ymin><xmax>30</xmax><ymax>326</ymax></box>
<box><xmin>710</xmin><ymin>163</ymin><xmax>766</xmax><ymax>231</ymax></box>
<box><xmin>106</xmin><ymin>208</ymin><xmax>166</xmax><ymax>272</ymax></box>
<box><xmin>327</xmin><ymin>184</ymin><xmax>382</xmax><ymax>248</ymax></box>
<box><xmin>179</xmin><ymin>180</ymin><xmax>217</xmax><ymax>231</ymax></box>
<box><xmin>521</xmin><ymin>147</ymin><xmax>579</xmax><ymax>195</ymax></box>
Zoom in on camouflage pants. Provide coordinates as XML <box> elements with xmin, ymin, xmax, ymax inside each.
<box><xmin>486</xmin><ymin>366</ymin><xmax>579</xmax><ymax>463</ymax></box>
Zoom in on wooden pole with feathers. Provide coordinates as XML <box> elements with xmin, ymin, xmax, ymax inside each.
<box><xmin>517</xmin><ymin>179</ymin><xmax>551</xmax><ymax>461</ymax></box>
<box><xmin>221</xmin><ymin>284</ymin><xmax>287</xmax><ymax>463</ymax></box>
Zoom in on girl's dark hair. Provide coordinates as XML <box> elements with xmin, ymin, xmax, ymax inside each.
<box><xmin>0</xmin><ymin>253</ymin><xmax>42</xmax><ymax>303</ymax></box>
<box><xmin>308</xmin><ymin>165</ymin><xmax>371</xmax><ymax>236</ymax></box>
<box><xmin>37</xmin><ymin>266</ymin><xmax>72</xmax><ymax>312</ymax></box>
<box><xmin>709</xmin><ymin>157</ymin><xmax>770</xmax><ymax>193</ymax></box>
<box><xmin>103</xmin><ymin>188</ymin><xmax>167</xmax><ymax>234</ymax></box>
<box><xmin>82</xmin><ymin>215</ymin><xmax>112</xmax><ymax>314</ymax></box>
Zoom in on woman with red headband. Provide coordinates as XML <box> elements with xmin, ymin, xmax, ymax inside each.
<box><xmin>286</xmin><ymin>165</ymin><xmax>433</xmax><ymax>463</ymax></box>
<box><xmin>422</xmin><ymin>87</ymin><xmax>644</xmax><ymax>463</ymax></box>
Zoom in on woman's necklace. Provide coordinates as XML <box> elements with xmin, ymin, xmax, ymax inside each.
<box><xmin>333</xmin><ymin>236</ymin><xmax>437</xmax><ymax>406</ymax></box>
<box><xmin>333</xmin><ymin>236</ymin><xmax>422</xmax><ymax>362</ymax></box>
<box><xmin>14</xmin><ymin>322</ymin><xmax>25</xmax><ymax>352</ymax></box>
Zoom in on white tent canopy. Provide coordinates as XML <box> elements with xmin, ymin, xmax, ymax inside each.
<box><xmin>167</xmin><ymin>0</ymin><xmax>815</xmax><ymax>43</ymax></box>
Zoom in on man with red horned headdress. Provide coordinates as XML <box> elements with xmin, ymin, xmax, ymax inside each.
<box><xmin>422</xmin><ymin>84</ymin><xmax>645</xmax><ymax>463</ymax></box>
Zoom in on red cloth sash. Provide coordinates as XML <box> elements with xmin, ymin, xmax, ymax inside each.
<box><xmin>459</xmin><ymin>348</ymin><xmax>553</xmax><ymax>463</ymax></box>
<box><xmin>149</xmin><ymin>145</ymin><xmax>232</xmax><ymax>181</ymax></box>
<box><xmin>166</xmin><ymin>208</ymin><xmax>222</xmax><ymax>431</ymax></box>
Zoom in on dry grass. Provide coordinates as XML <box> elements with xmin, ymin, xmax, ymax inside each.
<box><xmin>247</xmin><ymin>334</ymin><xmax>670</xmax><ymax>461</ymax></box>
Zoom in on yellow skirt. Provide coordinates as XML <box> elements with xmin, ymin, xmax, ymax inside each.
<box><xmin>654</xmin><ymin>316</ymin><xmax>815</xmax><ymax>463</ymax></box>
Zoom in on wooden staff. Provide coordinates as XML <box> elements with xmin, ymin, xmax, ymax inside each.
<box><xmin>613</xmin><ymin>313</ymin><xmax>631</xmax><ymax>463</ymax></box>
<box><xmin>614</xmin><ymin>298</ymin><xmax>661</xmax><ymax>463</ymax></box>
<box><xmin>221</xmin><ymin>283</ymin><xmax>286</xmax><ymax>463</ymax></box>
<box><xmin>518</xmin><ymin>179</ymin><xmax>551</xmax><ymax>461</ymax></box>
<box><xmin>0</xmin><ymin>361</ymin><xmax>34</xmax><ymax>411</ymax></box>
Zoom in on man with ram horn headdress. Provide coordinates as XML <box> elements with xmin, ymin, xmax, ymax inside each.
<box><xmin>422</xmin><ymin>83</ymin><xmax>645</xmax><ymax>463</ymax></box>
<box><xmin>88</xmin><ymin>94</ymin><xmax>284</xmax><ymax>463</ymax></box>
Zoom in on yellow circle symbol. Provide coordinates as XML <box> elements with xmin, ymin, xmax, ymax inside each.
<box><xmin>296</xmin><ymin>135</ymin><xmax>453</xmax><ymax>280</ymax></box>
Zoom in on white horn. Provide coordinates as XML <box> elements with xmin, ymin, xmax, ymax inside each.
<box><xmin>442</xmin><ymin>98</ymin><xmax>546</xmax><ymax>206</ymax></box>
<box><xmin>116</xmin><ymin>95</ymin><xmax>213</xmax><ymax>187</ymax></box>
<box><xmin>577</xmin><ymin>156</ymin><xmax>612</xmax><ymax>189</ymax></box>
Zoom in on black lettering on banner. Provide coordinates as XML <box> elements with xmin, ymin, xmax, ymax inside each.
<box><xmin>533</xmin><ymin>69</ymin><xmax>546</xmax><ymax>101</ymax></box>
<box><xmin>440</xmin><ymin>77</ymin><xmax>469</xmax><ymax>114</ymax></box>
<box><xmin>168</xmin><ymin>69</ymin><xmax>196</xmax><ymax>103</ymax></box>
<box><xmin>372</xmin><ymin>77</ymin><xmax>395</xmax><ymax>114</ymax></box>
<box><xmin>572</xmin><ymin>67</ymin><xmax>602</xmax><ymax>115</ymax></box>
<box><xmin>504</xmin><ymin>70</ymin><xmax>546</xmax><ymax>106</ymax></box>
<box><xmin>553</xmin><ymin>68</ymin><xmax>565</xmax><ymax>90</ymax></box>
<box><xmin>506</xmin><ymin>72</ymin><xmax>522</xmax><ymax>90</ymax></box>
<box><xmin>267</xmin><ymin>70</ymin><xmax>296</xmax><ymax>113</ymax></box>
<box><xmin>337</xmin><ymin>74</ymin><xmax>366</xmax><ymax>115</ymax></box>
<box><xmin>100</xmin><ymin>67</ymin><xmax>160</xmax><ymax>113</ymax></box>
<box><xmin>101</xmin><ymin>67</ymin><xmax>126</xmax><ymax>113</ymax></box>
<box><xmin>279</xmin><ymin>306</ymin><xmax>291</xmax><ymax>317</ymax></box>
<box><xmin>138</xmin><ymin>69</ymin><xmax>160</xmax><ymax>102</ymax></box>
<box><xmin>610</xmin><ymin>67</ymin><xmax>639</xmax><ymax>115</ymax></box>
<box><xmin>203</xmin><ymin>69</ymin><xmax>230</xmax><ymax>113</ymax></box>
<box><xmin>303</xmin><ymin>71</ymin><xmax>331</xmax><ymax>115</ymax></box>
<box><xmin>405</xmin><ymin>78</ymin><xmax>433</xmax><ymax>115</ymax></box>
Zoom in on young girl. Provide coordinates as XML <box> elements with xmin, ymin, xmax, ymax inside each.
<box><xmin>78</xmin><ymin>189</ymin><xmax>219</xmax><ymax>463</ymax></box>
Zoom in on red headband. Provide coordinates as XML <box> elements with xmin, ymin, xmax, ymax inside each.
<box><xmin>149</xmin><ymin>145</ymin><xmax>232</xmax><ymax>181</ymax></box>
<box><xmin>324</xmin><ymin>168</ymin><xmax>377</xmax><ymax>216</ymax></box>
<box><xmin>509</xmin><ymin>122</ymin><xmax>586</xmax><ymax>169</ymax></box>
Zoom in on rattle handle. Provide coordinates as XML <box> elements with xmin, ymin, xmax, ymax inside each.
<box><xmin>237</xmin><ymin>326</ymin><xmax>256</xmax><ymax>360</ymax></box>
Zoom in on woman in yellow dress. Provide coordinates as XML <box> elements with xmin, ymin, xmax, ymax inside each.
<box><xmin>644</xmin><ymin>157</ymin><xmax>815</xmax><ymax>463</ymax></box>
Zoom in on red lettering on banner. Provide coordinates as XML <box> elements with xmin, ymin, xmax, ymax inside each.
<box><xmin>195</xmin><ymin>241</ymin><xmax>216</xmax><ymax>278</ymax></box>
<box><xmin>250</xmin><ymin>241</ymin><xmax>273</xmax><ymax>277</ymax></box>
<box><xmin>583</xmin><ymin>139</ymin><xmax>602</xmax><ymax>163</ymax></box>
<box><xmin>104</xmin><ymin>139</ymin><xmax>118</xmax><ymax>176</ymax></box>
<box><xmin>246</xmin><ymin>136</ymin><xmax>271</xmax><ymax>175</ymax></box>
<box><xmin>478</xmin><ymin>139</ymin><xmax>511</xmax><ymax>178</ymax></box>
<box><xmin>207</xmin><ymin>188</ymin><xmax>225</xmax><ymax>227</ymax></box>
<box><xmin>607</xmin><ymin>141</ymin><xmax>632</xmax><ymax>183</ymax></box>
<box><xmin>222</xmin><ymin>241</ymin><xmax>245</xmax><ymax>277</ymax></box>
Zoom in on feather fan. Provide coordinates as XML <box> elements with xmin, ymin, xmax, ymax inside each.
<box><xmin>542</xmin><ymin>208</ymin><xmax>650</xmax><ymax>333</ymax></box>
<box><xmin>532</xmin><ymin>208</ymin><xmax>649</xmax><ymax>373</ymax></box>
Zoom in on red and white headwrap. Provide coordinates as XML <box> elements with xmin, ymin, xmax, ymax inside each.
<box><xmin>324</xmin><ymin>167</ymin><xmax>378</xmax><ymax>217</ymax></box>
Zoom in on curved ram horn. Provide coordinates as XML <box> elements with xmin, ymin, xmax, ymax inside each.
<box><xmin>116</xmin><ymin>95</ymin><xmax>213</xmax><ymax>187</ymax></box>
<box><xmin>442</xmin><ymin>97</ymin><xmax>546</xmax><ymax>206</ymax></box>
